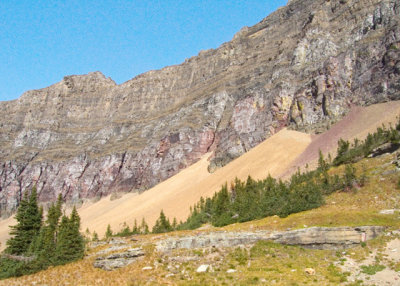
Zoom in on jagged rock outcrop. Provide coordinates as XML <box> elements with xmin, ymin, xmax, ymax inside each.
<box><xmin>155</xmin><ymin>226</ymin><xmax>386</xmax><ymax>251</ymax></box>
<box><xmin>0</xmin><ymin>0</ymin><xmax>399</xmax><ymax>214</ymax></box>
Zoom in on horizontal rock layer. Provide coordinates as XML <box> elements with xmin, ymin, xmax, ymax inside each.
<box><xmin>0</xmin><ymin>0</ymin><xmax>400</xmax><ymax>214</ymax></box>
<box><xmin>155</xmin><ymin>226</ymin><xmax>386</xmax><ymax>251</ymax></box>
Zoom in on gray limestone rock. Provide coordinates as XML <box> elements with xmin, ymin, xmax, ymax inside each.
<box><xmin>93</xmin><ymin>247</ymin><xmax>145</xmax><ymax>271</ymax></box>
<box><xmin>155</xmin><ymin>226</ymin><xmax>386</xmax><ymax>252</ymax></box>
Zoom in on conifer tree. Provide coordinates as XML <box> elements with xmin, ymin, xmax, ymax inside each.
<box><xmin>6</xmin><ymin>187</ymin><xmax>42</xmax><ymax>255</ymax></box>
<box><xmin>29</xmin><ymin>194</ymin><xmax>63</xmax><ymax>265</ymax></box>
<box><xmin>132</xmin><ymin>219</ymin><xmax>139</xmax><ymax>234</ymax></box>
<box><xmin>172</xmin><ymin>217</ymin><xmax>177</xmax><ymax>230</ymax></box>
<box><xmin>55</xmin><ymin>207</ymin><xmax>85</xmax><ymax>265</ymax></box>
<box><xmin>140</xmin><ymin>218</ymin><xmax>149</xmax><ymax>234</ymax></box>
<box><xmin>92</xmin><ymin>231</ymin><xmax>99</xmax><ymax>241</ymax></box>
<box><xmin>105</xmin><ymin>224</ymin><xmax>113</xmax><ymax>238</ymax></box>
<box><xmin>152</xmin><ymin>210</ymin><xmax>172</xmax><ymax>233</ymax></box>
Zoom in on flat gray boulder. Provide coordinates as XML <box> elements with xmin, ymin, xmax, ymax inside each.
<box><xmin>93</xmin><ymin>247</ymin><xmax>145</xmax><ymax>271</ymax></box>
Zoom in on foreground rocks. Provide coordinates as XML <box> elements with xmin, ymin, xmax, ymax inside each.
<box><xmin>1</xmin><ymin>0</ymin><xmax>400</xmax><ymax>214</ymax></box>
<box><xmin>91</xmin><ymin>226</ymin><xmax>385</xmax><ymax>271</ymax></box>
<box><xmin>156</xmin><ymin>226</ymin><xmax>386</xmax><ymax>252</ymax></box>
<box><xmin>93</xmin><ymin>247</ymin><xmax>145</xmax><ymax>271</ymax></box>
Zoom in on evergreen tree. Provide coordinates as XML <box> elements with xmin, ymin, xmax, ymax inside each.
<box><xmin>132</xmin><ymin>219</ymin><xmax>139</xmax><ymax>234</ymax></box>
<box><xmin>105</xmin><ymin>224</ymin><xmax>113</xmax><ymax>238</ymax></box>
<box><xmin>92</xmin><ymin>231</ymin><xmax>99</xmax><ymax>241</ymax></box>
<box><xmin>172</xmin><ymin>217</ymin><xmax>178</xmax><ymax>230</ymax></box>
<box><xmin>333</xmin><ymin>139</ymin><xmax>350</xmax><ymax>165</ymax></box>
<box><xmin>152</xmin><ymin>210</ymin><xmax>172</xmax><ymax>233</ymax></box>
<box><xmin>55</xmin><ymin>207</ymin><xmax>85</xmax><ymax>265</ymax></box>
<box><xmin>318</xmin><ymin>150</ymin><xmax>329</xmax><ymax>173</ymax></box>
<box><xmin>6</xmin><ymin>187</ymin><xmax>42</xmax><ymax>255</ymax></box>
<box><xmin>140</xmin><ymin>218</ymin><xmax>149</xmax><ymax>234</ymax></box>
<box><xmin>118</xmin><ymin>222</ymin><xmax>131</xmax><ymax>236</ymax></box>
<box><xmin>2</xmin><ymin>189</ymin><xmax>87</xmax><ymax>279</ymax></box>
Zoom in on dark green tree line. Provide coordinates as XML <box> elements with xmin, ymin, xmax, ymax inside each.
<box><xmin>1</xmin><ymin>189</ymin><xmax>85</xmax><ymax>279</ymax></box>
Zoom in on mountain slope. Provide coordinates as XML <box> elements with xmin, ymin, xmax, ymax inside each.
<box><xmin>1</xmin><ymin>100</ymin><xmax>397</xmax><ymax>250</ymax></box>
<box><xmin>77</xmin><ymin>128</ymin><xmax>311</xmax><ymax>237</ymax></box>
<box><xmin>0</xmin><ymin>0</ymin><xmax>399</xmax><ymax>215</ymax></box>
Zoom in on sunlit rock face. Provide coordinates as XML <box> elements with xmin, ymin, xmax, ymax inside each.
<box><xmin>0</xmin><ymin>0</ymin><xmax>399</xmax><ymax>215</ymax></box>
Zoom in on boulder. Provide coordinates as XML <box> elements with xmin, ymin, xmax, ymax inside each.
<box><xmin>93</xmin><ymin>248</ymin><xmax>145</xmax><ymax>271</ymax></box>
<box><xmin>196</xmin><ymin>264</ymin><xmax>211</xmax><ymax>273</ymax></box>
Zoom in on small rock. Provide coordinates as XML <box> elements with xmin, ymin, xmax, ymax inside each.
<box><xmin>379</xmin><ymin>209</ymin><xmax>400</xmax><ymax>215</ymax></box>
<box><xmin>305</xmin><ymin>268</ymin><xmax>316</xmax><ymax>275</ymax></box>
<box><xmin>166</xmin><ymin>273</ymin><xmax>174</xmax><ymax>277</ymax></box>
<box><xmin>291</xmin><ymin>269</ymin><xmax>297</xmax><ymax>272</ymax></box>
<box><xmin>196</xmin><ymin>264</ymin><xmax>210</xmax><ymax>273</ymax></box>
<box><xmin>142</xmin><ymin>266</ymin><xmax>153</xmax><ymax>270</ymax></box>
<box><xmin>226</xmin><ymin>269</ymin><xmax>236</xmax><ymax>273</ymax></box>
<box><xmin>382</xmin><ymin>169</ymin><xmax>397</xmax><ymax>176</ymax></box>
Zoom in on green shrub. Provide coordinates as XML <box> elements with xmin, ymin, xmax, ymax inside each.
<box><xmin>360</xmin><ymin>264</ymin><xmax>385</xmax><ymax>275</ymax></box>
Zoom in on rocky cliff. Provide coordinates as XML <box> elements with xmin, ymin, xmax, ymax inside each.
<box><xmin>0</xmin><ymin>0</ymin><xmax>399</xmax><ymax>215</ymax></box>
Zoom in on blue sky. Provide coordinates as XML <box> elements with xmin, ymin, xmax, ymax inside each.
<box><xmin>0</xmin><ymin>0</ymin><xmax>287</xmax><ymax>101</ymax></box>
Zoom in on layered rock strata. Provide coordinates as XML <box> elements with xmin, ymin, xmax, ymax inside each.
<box><xmin>0</xmin><ymin>0</ymin><xmax>399</xmax><ymax>214</ymax></box>
<box><xmin>155</xmin><ymin>226</ymin><xmax>386</xmax><ymax>251</ymax></box>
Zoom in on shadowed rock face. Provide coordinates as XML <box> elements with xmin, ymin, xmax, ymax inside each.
<box><xmin>0</xmin><ymin>0</ymin><xmax>399</xmax><ymax>214</ymax></box>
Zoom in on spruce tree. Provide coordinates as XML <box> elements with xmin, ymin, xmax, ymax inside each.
<box><xmin>140</xmin><ymin>218</ymin><xmax>149</xmax><ymax>234</ymax></box>
<box><xmin>29</xmin><ymin>194</ymin><xmax>63</xmax><ymax>263</ymax></box>
<box><xmin>152</xmin><ymin>210</ymin><xmax>172</xmax><ymax>233</ymax></box>
<box><xmin>105</xmin><ymin>224</ymin><xmax>113</xmax><ymax>238</ymax></box>
<box><xmin>172</xmin><ymin>217</ymin><xmax>177</xmax><ymax>230</ymax></box>
<box><xmin>132</xmin><ymin>219</ymin><xmax>139</xmax><ymax>234</ymax></box>
<box><xmin>55</xmin><ymin>207</ymin><xmax>85</xmax><ymax>265</ymax></box>
<box><xmin>6</xmin><ymin>187</ymin><xmax>42</xmax><ymax>255</ymax></box>
<box><xmin>92</xmin><ymin>231</ymin><xmax>99</xmax><ymax>241</ymax></box>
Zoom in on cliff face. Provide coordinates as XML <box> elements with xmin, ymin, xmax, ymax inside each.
<box><xmin>0</xmin><ymin>0</ymin><xmax>399</xmax><ymax>215</ymax></box>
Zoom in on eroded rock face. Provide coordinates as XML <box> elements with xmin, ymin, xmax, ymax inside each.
<box><xmin>0</xmin><ymin>0</ymin><xmax>400</xmax><ymax>214</ymax></box>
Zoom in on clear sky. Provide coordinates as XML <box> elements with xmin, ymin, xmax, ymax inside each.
<box><xmin>0</xmin><ymin>0</ymin><xmax>287</xmax><ymax>101</ymax></box>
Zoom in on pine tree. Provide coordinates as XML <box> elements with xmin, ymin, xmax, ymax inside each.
<box><xmin>318</xmin><ymin>150</ymin><xmax>329</xmax><ymax>173</ymax></box>
<box><xmin>140</xmin><ymin>218</ymin><xmax>149</xmax><ymax>234</ymax></box>
<box><xmin>132</xmin><ymin>219</ymin><xmax>139</xmax><ymax>234</ymax></box>
<box><xmin>172</xmin><ymin>217</ymin><xmax>177</xmax><ymax>230</ymax></box>
<box><xmin>105</xmin><ymin>224</ymin><xmax>113</xmax><ymax>238</ymax></box>
<box><xmin>118</xmin><ymin>222</ymin><xmax>131</xmax><ymax>236</ymax></box>
<box><xmin>152</xmin><ymin>210</ymin><xmax>172</xmax><ymax>233</ymax></box>
<box><xmin>54</xmin><ymin>207</ymin><xmax>85</xmax><ymax>265</ymax></box>
<box><xmin>28</xmin><ymin>194</ymin><xmax>63</xmax><ymax>266</ymax></box>
<box><xmin>6</xmin><ymin>187</ymin><xmax>42</xmax><ymax>255</ymax></box>
<box><xmin>92</xmin><ymin>231</ymin><xmax>99</xmax><ymax>241</ymax></box>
